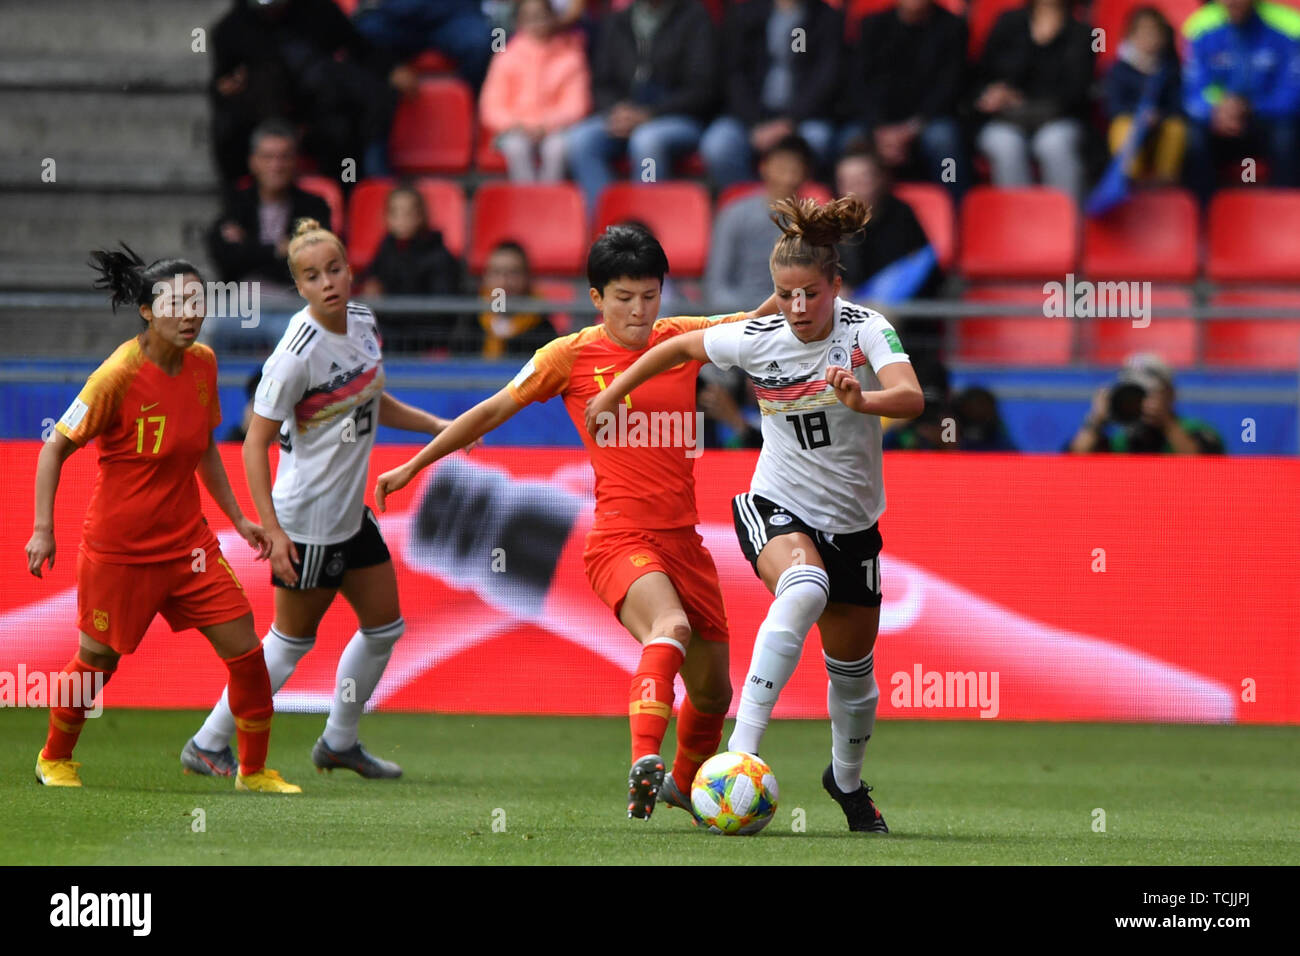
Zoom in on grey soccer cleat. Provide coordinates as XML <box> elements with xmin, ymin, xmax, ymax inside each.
<box><xmin>657</xmin><ymin>772</ymin><xmax>704</xmax><ymax>827</ymax></box>
<box><xmin>181</xmin><ymin>737</ymin><xmax>238</xmax><ymax>777</ymax></box>
<box><xmin>627</xmin><ymin>754</ymin><xmax>666</xmax><ymax>820</ymax></box>
<box><xmin>311</xmin><ymin>737</ymin><xmax>403</xmax><ymax>779</ymax></box>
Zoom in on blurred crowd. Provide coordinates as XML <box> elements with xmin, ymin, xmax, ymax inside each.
<box><xmin>204</xmin><ymin>0</ymin><xmax>1255</xmax><ymax>455</ymax></box>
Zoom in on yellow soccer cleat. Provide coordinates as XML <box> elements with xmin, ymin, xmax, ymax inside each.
<box><xmin>235</xmin><ymin>767</ymin><xmax>302</xmax><ymax>794</ymax></box>
<box><xmin>35</xmin><ymin>754</ymin><xmax>83</xmax><ymax>787</ymax></box>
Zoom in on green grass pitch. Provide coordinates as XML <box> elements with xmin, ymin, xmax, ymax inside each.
<box><xmin>2</xmin><ymin>710</ymin><xmax>1297</xmax><ymax>865</ymax></box>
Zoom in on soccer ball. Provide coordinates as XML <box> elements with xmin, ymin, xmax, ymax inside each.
<box><xmin>691</xmin><ymin>751</ymin><xmax>779</xmax><ymax>835</ymax></box>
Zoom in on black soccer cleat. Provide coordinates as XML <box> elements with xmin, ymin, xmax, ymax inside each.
<box><xmin>822</xmin><ymin>763</ymin><xmax>889</xmax><ymax>833</ymax></box>
<box><xmin>627</xmin><ymin>754</ymin><xmax>666</xmax><ymax>820</ymax></box>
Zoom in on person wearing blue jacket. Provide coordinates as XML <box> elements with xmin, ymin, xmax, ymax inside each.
<box><xmin>1182</xmin><ymin>0</ymin><xmax>1300</xmax><ymax>199</ymax></box>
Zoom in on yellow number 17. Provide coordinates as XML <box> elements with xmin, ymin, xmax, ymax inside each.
<box><xmin>593</xmin><ymin>373</ymin><xmax>632</xmax><ymax>408</ymax></box>
<box><xmin>135</xmin><ymin>415</ymin><xmax>166</xmax><ymax>454</ymax></box>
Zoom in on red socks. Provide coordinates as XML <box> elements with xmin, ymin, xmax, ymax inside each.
<box><xmin>628</xmin><ymin>639</ymin><xmax>685</xmax><ymax>762</ymax></box>
<box><xmin>225</xmin><ymin>644</ymin><xmax>274</xmax><ymax>775</ymax></box>
<box><xmin>41</xmin><ymin>654</ymin><xmax>112</xmax><ymax>761</ymax></box>
<box><xmin>672</xmin><ymin>696</ymin><xmax>726</xmax><ymax>792</ymax></box>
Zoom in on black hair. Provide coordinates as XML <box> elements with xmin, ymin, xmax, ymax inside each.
<box><xmin>489</xmin><ymin>238</ymin><xmax>530</xmax><ymax>267</ymax></box>
<box><xmin>1124</xmin><ymin>5</ymin><xmax>1175</xmax><ymax>47</ymax></box>
<box><xmin>586</xmin><ymin>223</ymin><xmax>669</xmax><ymax>294</ymax></box>
<box><xmin>249</xmin><ymin>117</ymin><xmax>297</xmax><ymax>154</ymax></box>
<box><xmin>88</xmin><ymin>243</ymin><xmax>203</xmax><ymax>324</ymax></box>
<box><xmin>760</xmin><ymin>133</ymin><xmax>815</xmax><ymax>169</ymax></box>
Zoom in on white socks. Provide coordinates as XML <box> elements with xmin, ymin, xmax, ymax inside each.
<box><xmin>728</xmin><ymin>565</ymin><xmax>830</xmax><ymax>755</ymax></box>
<box><xmin>194</xmin><ymin>626</ymin><xmax>315</xmax><ymax>751</ymax></box>
<box><xmin>825</xmin><ymin>651</ymin><xmax>878</xmax><ymax>793</ymax></box>
<box><xmin>322</xmin><ymin>618</ymin><xmax>405</xmax><ymax>752</ymax></box>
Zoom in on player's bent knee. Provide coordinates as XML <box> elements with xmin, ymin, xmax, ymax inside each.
<box><xmin>361</xmin><ymin>616</ymin><xmax>405</xmax><ymax>650</ymax></box>
<box><xmin>649</xmin><ymin>617</ymin><xmax>692</xmax><ymax>649</ymax></box>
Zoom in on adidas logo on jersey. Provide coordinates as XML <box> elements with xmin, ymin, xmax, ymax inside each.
<box><xmin>763</xmin><ymin>361</ymin><xmax>781</xmax><ymax>373</ymax></box>
<box><xmin>329</xmin><ymin>361</ymin><xmax>342</xmax><ymax>373</ymax></box>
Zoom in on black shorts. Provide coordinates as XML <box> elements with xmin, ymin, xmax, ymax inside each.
<box><xmin>273</xmin><ymin>507</ymin><xmax>391</xmax><ymax>590</ymax></box>
<box><xmin>731</xmin><ymin>492</ymin><xmax>883</xmax><ymax>608</ymax></box>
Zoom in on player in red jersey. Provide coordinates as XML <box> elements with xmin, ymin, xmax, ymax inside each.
<box><xmin>376</xmin><ymin>226</ymin><xmax>775</xmax><ymax>820</ymax></box>
<box><xmin>23</xmin><ymin>245</ymin><xmax>299</xmax><ymax>793</ymax></box>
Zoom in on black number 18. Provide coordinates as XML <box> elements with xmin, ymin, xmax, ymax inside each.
<box><xmin>786</xmin><ymin>411</ymin><xmax>831</xmax><ymax>450</ymax></box>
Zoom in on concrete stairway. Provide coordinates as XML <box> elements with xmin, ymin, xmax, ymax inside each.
<box><xmin>0</xmin><ymin>0</ymin><xmax>228</xmax><ymax>354</ymax></box>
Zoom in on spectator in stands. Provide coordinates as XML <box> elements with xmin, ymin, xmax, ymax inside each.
<box><xmin>699</xmin><ymin>0</ymin><xmax>844</xmax><ymax>189</ymax></box>
<box><xmin>209</xmin><ymin>0</ymin><xmax>410</xmax><ymax>183</ymax></box>
<box><xmin>455</xmin><ymin>240</ymin><xmax>559</xmax><ymax>357</ymax></box>
<box><xmin>359</xmin><ymin>185</ymin><xmax>465</xmax><ymax>299</ymax></box>
<box><xmin>973</xmin><ymin>0</ymin><xmax>1095</xmax><ymax>200</ymax></box>
<box><xmin>355</xmin><ymin>185</ymin><xmax>466</xmax><ymax>351</ymax></box>
<box><xmin>1182</xmin><ymin>0</ymin><xmax>1300</xmax><ymax>200</ymax></box>
<box><xmin>1103</xmin><ymin>6</ymin><xmax>1186</xmax><ymax>186</ymax></box>
<box><xmin>354</xmin><ymin>0</ymin><xmax>493</xmax><ymax>89</ymax></box>
<box><xmin>843</xmin><ymin>0</ymin><xmax>969</xmax><ymax>198</ymax></box>
<box><xmin>566</xmin><ymin>0</ymin><xmax>718</xmax><ymax>212</ymax></box>
<box><xmin>206</xmin><ymin>120</ymin><xmax>332</xmax><ymax>353</ymax></box>
<box><xmin>835</xmin><ymin>144</ymin><xmax>942</xmax><ymax>301</ymax></box>
<box><xmin>1068</xmin><ymin>353</ymin><xmax>1225</xmax><ymax>454</ymax></box>
<box><xmin>479</xmin><ymin>0</ymin><xmax>592</xmax><ymax>182</ymax></box>
<box><xmin>883</xmin><ymin>354</ymin><xmax>956</xmax><ymax>450</ymax></box>
<box><xmin>835</xmin><ymin>144</ymin><xmax>944</xmax><ymax>358</ymax></box>
<box><xmin>705</xmin><ymin>135</ymin><xmax>814</xmax><ymax>311</ymax></box>
<box><xmin>698</xmin><ymin>364</ymin><xmax>763</xmax><ymax>449</ymax></box>
<box><xmin>952</xmin><ymin>385</ymin><xmax>1018</xmax><ymax>451</ymax></box>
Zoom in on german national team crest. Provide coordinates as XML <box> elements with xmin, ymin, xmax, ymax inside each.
<box><xmin>92</xmin><ymin>609</ymin><xmax>109</xmax><ymax>632</ymax></box>
<box><xmin>325</xmin><ymin>554</ymin><xmax>345</xmax><ymax>578</ymax></box>
<box><xmin>827</xmin><ymin>345</ymin><xmax>849</xmax><ymax>369</ymax></box>
<box><xmin>360</xmin><ymin>335</ymin><xmax>380</xmax><ymax>359</ymax></box>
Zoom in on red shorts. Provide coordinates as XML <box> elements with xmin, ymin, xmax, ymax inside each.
<box><xmin>583</xmin><ymin>526</ymin><xmax>730</xmax><ymax>643</ymax></box>
<box><xmin>76</xmin><ymin>545</ymin><xmax>253</xmax><ymax>655</ymax></box>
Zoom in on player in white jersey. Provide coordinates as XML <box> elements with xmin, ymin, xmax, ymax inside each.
<box><xmin>586</xmin><ymin>197</ymin><xmax>923</xmax><ymax>831</ymax></box>
<box><xmin>184</xmin><ymin>218</ymin><xmax>461</xmax><ymax>779</ymax></box>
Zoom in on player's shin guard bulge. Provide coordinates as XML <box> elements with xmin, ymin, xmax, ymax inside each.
<box><xmin>224</xmin><ymin>644</ymin><xmax>274</xmax><ymax>776</ymax></box>
<box><xmin>729</xmin><ymin>564</ymin><xmax>830</xmax><ymax>756</ymax></box>
<box><xmin>825</xmin><ymin>651</ymin><xmax>879</xmax><ymax>793</ymax></box>
<box><xmin>41</xmin><ymin>654</ymin><xmax>112</xmax><ymax>762</ymax></box>
<box><xmin>673</xmin><ymin>696</ymin><xmax>726</xmax><ymax>792</ymax></box>
<box><xmin>628</xmin><ymin>636</ymin><xmax>685</xmax><ymax>762</ymax></box>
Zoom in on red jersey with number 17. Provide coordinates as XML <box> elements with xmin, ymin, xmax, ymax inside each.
<box><xmin>506</xmin><ymin>313</ymin><xmax>747</xmax><ymax>533</ymax></box>
<box><xmin>54</xmin><ymin>338</ymin><xmax>222</xmax><ymax>563</ymax></box>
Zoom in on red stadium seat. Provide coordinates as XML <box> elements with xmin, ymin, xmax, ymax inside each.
<box><xmin>296</xmin><ymin>176</ymin><xmax>344</xmax><ymax>236</ymax></box>
<box><xmin>532</xmin><ymin>278</ymin><xmax>579</xmax><ymax>335</ymax></box>
<box><xmin>715</xmin><ymin>182</ymin><xmax>833</xmax><ymax>211</ymax></box>
<box><xmin>1204</xmin><ymin>291</ymin><xmax>1300</xmax><ymax>368</ymax></box>
<box><xmin>959</xmin><ymin>187</ymin><xmax>1079</xmax><ymax>280</ymax></box>
<box><xmin>959</xmin><ymin>285</ymin><xmax>1076</xmax><ymax>364</ymax></box>
<box><xmin>389</xmin><ymin>77</ymin><xmax>474</xmax><ymax>174</ymax></box>
<box><xmin>894</xmin><ymin>182</ymin><xmax>955</xmax><ymax>272</ymax></box>
<box><xmin>469</xmin><ymin>182</ymin><xmax>587</xmax><ymax>274</ymax></box>
<box><xmin>1083</xmin><ymin>288</ymin><xmax>1198</xmax><ymax>366</ymax></box>
<box><xmin>967</xmin><ymin>0</ymin><xmax>1027</xmax><ymax>58</ymax></box>
<box><xmin>345</xmin><ymin>178</ymin><xmax>467</xmax><ymax>270</ymax></box>
<box><xmin>411</xmin><ymin>50</ymin><xmax>456</xmax><ymax>75</ymax></box>
<box><xmin>593</xmin><ymin>183</ymin><xmax>712</xmax><ymax>277</ymax></box>
<box><xmin>1083</xmin><ymin>188</ymin><xmax>1199</xmax><ymax>281</ymax></box>
<box><xmin>1207</xmin><ymin>189</ymin><xmax>1300</xmax><ymax>282</ymax></box>
<box><xmin>475</xmin><ymin>126</ymin><xmax>507</xmax><ymax>175</ymax></box>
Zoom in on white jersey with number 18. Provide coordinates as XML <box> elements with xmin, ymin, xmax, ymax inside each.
<box><xmin>252</xmin><ymin>303</ymin><xmax>386</xmax><ymax>545</ymax></box>
<box><xmin>702</xmin><ymin>297</ymin><xmax>910</xmax><ymax>534</ymax></box>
